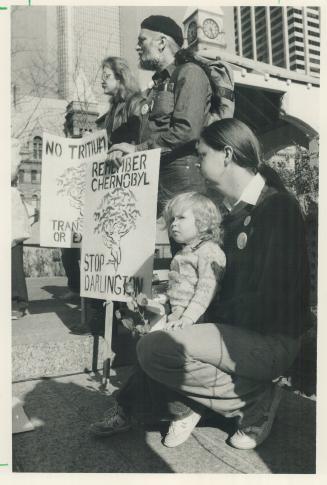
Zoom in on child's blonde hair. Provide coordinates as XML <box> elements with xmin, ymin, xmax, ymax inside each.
<box><xmin>162</xmin><ymin>191</ymin><xmax>223</xmax><ymax>245</ymax></box>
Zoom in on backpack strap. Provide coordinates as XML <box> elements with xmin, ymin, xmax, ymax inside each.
<box><xmin>175</xmin><ymin>48</ymin><xmax>235</xmax><ymax>119</ymax></box>
<box><xmin>216</xmin><ymin>86</ymin><xmax>235</xmax><ymax>102</ymax></box>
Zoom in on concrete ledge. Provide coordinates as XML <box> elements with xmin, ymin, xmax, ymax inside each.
<box><xmin>12</xmin><ymin>277</ymin><xmax>105</xmax><ymax>380</ymax></box>
<box><xmin>12</xmin><ymin>336</ymin><xmax>104</xmax><ymax>381</ymax></box>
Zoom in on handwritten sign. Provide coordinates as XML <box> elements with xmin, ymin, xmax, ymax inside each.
<box><xmin>40</xmin><ymin>131</ymin><xmax>107</xmax><ymax>247</ymax></box>
<box><xmin>80</xmin><ymin>148</ymin><xmax>160</xmax><ymax>301</ymax></box>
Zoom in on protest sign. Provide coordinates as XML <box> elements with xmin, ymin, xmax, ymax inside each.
<box><xmin>40</xmin><ymin>131</ymin><xmax>107</xmax><ymax>247</ymax></box>
<box><xmin>80</xmin><ymin>148</ymin><xmax>160</xmax><ymax>301</ymax></box>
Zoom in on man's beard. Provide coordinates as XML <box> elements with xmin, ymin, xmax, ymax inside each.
<box><xmin>139</xmin><ymin>56</ymin><xmax>161</xmax><ymax>71</ymax></box>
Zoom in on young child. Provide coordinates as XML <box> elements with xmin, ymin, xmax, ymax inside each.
<box><xmin>159</xmin><ymin>191</ymin><xmax>226</xmax><ymax>330</ymax></box>
<box><xmin>89</xmin><ymin>191</ymin><xmax>226</xmax><ymax>436</ymax></box>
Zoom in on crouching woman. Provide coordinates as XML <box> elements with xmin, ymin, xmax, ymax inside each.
<box><xmin>137</xmin><ymin>119</ymin><xmax>310</xmax><ymax>449</ymax></box>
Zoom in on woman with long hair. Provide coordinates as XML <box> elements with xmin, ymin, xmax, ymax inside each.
<box><xmin>60</xmin><ymin>57</ymin><xmax>145</xmax><ymax>302</ymax></box>
<box><xmin>90</xmin><ymin>119</ymin><xmax>310</xmax><ymax>452</ymax></box>
<box><xmin>85</xmin><ymin>57</ymin><xmax>147</xmax><ymax>329</ymax></box>
<box><xmin>100</xmin><ymin>56</ymin><xmax>146</xmax><ymax>146</ymax></box>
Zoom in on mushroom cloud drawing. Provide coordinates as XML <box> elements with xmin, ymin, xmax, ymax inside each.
<box><xmin>56</xmin><ymin>163</ymin><xmax>86</xmax><ymax>231</ymax></box>
<box><xmin>93</xmin><ymin>188</ymin><xmax>141</xmax><ymax>271</ymax></box>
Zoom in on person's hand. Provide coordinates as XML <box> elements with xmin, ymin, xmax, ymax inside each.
<box><xmin>165</xmin><ymin>316</ymin><xmax>193</xmax><ymax>331</ymax></box>
<box><xmin>153</xmin><ymin>293</ymin><xmax>168</xmax><ymax>305</ymax></box>
<box><xmin>110</xmin><ymin>142</ymin><xmax>136</xmax><ymax>155</ymax></box>
<box><xmin>106</xmin><ymin>143</ymin><xmax>136</xmax><ymax>169</ymax></box>
<box><xmin>106</xmin><ymin>149</ymin><xmax>124</xmax><ymax>169</ymax></box>
<box><xmin>167</xmin><ymin>306</ymin><xmax>184</xmax><ymax>321</ymax></box>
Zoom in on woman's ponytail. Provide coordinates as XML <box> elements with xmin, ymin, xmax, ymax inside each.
<box><xmin>257</xmin><ymin>163</ymin><xmax>288</xmax><ymax>193</ymax></box>
<box><xmin>201</xmin><ymin>119</ymin><xmax>289</xmax><ymax>193</ymax></box>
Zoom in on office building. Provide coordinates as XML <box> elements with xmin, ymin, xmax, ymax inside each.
<box><xmin>57</xmin><ymin>6</ymin><xmax>121</xmax><ymax>101</ymax></box>
<box><xmin>234</xmin><ymin>6</ymin><xmax>320</xmax><ymax>76</ymax></box>
<box><xmin>11</xmin><ymin>6</ymin><xmax>187</xmax><ymax>204</ymax></box>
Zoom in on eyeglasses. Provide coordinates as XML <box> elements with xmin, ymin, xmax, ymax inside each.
<box><xmin>102</xmin><ymin>72</ymin><xmax>113</xmax><ymax>81</ymax></box>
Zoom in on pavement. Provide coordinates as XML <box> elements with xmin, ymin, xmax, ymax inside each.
<box><xmin>12</xmin><ymin>277</ymin><xmax>316</xmax><ymax>474</ymax></box>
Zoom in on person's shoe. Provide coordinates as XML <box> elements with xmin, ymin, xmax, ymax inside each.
<box><xmin>11</xmin><ymin>309</ymin><xmax>25</xmax><ymax>320</ymax></box>
<box><xmin>89</xmin><ymin>402</ymin><xmax>131</xmax><ymax>437</ymax></box>
<box><xmin>229</xmin><ymin>384</ymin><xmax>283</xmax><ymax>450</ymax></box>
<box><xmin>163</xmin><ymin>411</ymin><xmax>202</xmax><ymax>447</ymax></box>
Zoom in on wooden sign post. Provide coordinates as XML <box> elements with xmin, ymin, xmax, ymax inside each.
<box><xmin>80</xmin><ymin>148</ymin><xmax>161</xmax><ymax>385</ymax></box>
<box><xmin>102</xmin><ymin>301</ymin><xmax>114</xmax><ymax>387</ymax></box>
<box><xmin>40</xmin><ymin>132</ymin><xmax>160</xmax><ymax>383</ymax></box>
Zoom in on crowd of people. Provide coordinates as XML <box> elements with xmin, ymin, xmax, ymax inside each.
<box><xmin>13</xmin><ymin>15</ymin><xmax>310</xmax><ymax>452</ymax></box>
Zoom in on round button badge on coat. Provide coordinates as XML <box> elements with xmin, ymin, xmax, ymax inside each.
<box><xmin>237</xmin><ymin>232</ymin><xmax>248</xmax><ymax>250</ymax></box>
<box><xmin>141</xmin><ymin>104</ymin><xmax>149</xmax><ymax>115</ymax></box>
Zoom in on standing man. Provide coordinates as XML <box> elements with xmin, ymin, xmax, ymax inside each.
<box><xmin>108</xmin><ymin>15</ymin><xmax>212</xmax><ymax>219</ymax></box>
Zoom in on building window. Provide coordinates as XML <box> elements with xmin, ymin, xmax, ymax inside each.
<box><xmin>290</xmin><ymin>53</ymin><xmax>305</xmax><ymax>61</ymax></box>
<box><xmin>289</xmin><ymin>45</ymin><xmax>304</xmax><ymax>53</ymax></box>
<box><xmin>33</xmin><ymin>136</ymin><xmax>42</xmax><ymax>160</ymax></box>
<box><xmin>270</xmin><ymin>6</ymin><xmax>282</xmax><ymax>18</ymax></box>
<box><xmin>31</xmin><ymin>170</ymin><xmax>38</xmax><ymax>183</ymax></box>
<box><xmin>288</xmin><ymin>27</ymin><xmax>304</xmax><ymax>36</ymax></box>
<box><xmin>307</xmin><ymin>12</ymin><xmax>319</xmax><ymax>20</ymax></box>
<box><xmin>308</xmin><ymin>30</ymin><xmax>320</xmax><ymax>38</ymax></box>
<box><xmin>18</xmin><ymin>169</ymin><xmax>24</xmax><ymax>183</ymax></box>
<box><xmin>293</xmin><ymin>34</ymin><xmax>305</xmax><ymax>42</ymax></box>
<box><xmin>307</xmin><ymin>21</ymin><xmax>319</xmax><ymax>28</ymax></box>
<box><xmin>32</xmin><ymin>194</ymin><xmax>39</xmax><ymax>209</ymax></box>
<box><xmin>270</xmin><ymin>16</ymin><xmax>283</xmax><ymax>29</ymax></box>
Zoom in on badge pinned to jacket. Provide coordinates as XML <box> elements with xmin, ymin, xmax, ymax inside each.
<box><xmin>237</xmin><ymin>232</ymin><xmax>247</xmax><ymax>250</ymax></box>
<box><xmin>146</xmin><ymin>99</ymin><xmax>154</xmax><ymax>115</ymax></box>
<box><xmin>141</xmin><ymin>104</ymin><xmax>149</xmax><ymax>115</ymax></box>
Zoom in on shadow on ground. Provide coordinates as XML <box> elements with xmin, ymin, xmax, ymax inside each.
<box><xmin>27</xmin><ymin>298</ymin><xmax>88</xmax><ymax>335</ymax></box>
<box><xmin>14</xmin><ymin>278</ymin><xmax>316</xmax><ymax>473</ymax></box>
<box><xmin>13</xmin><ymin>371</ymin><xmax>172</xmax><ymax>473</ymax></box>
<box><xmin>13</xmin><ymin>371</ymin><xmax>316</xmax><ymax>473</ymax></box>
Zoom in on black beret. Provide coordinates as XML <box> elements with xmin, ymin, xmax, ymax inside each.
<box><xmin>141</xmin><ymin>15</ymin><xmax>184</xmax><ymax>47</ymax></box>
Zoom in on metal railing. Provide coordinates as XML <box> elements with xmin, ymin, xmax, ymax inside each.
<box><xmin>199</xmin><ymin>47</ymin><xmax>320</xmax><ymax>86</ymax></box>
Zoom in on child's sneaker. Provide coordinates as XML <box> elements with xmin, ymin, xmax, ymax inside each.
<box><xmin>163</xmin><ymin>410</ymin><xmax>202</xmax><ymax>447</ymax></box>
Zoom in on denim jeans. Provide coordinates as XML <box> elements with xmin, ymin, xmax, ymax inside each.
<box><xmin>136</xmin><ymin>323</ymin><xmax>300</xmax><ymax>427</ymax></box>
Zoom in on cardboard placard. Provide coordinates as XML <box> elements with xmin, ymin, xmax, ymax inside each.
<box><xmin>40</xmin><ymin>130</ymin><xmax>107</xmax><ymax>247</ymax></box>
<box><xmin>80</xmin><ymin>148</ymin><xmax>160</xmax><ymax>301</ymax></box>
